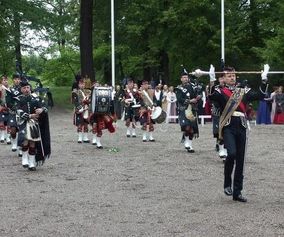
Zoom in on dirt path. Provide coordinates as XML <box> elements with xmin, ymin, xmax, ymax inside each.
<box><xmin>0</xmin><ymin>109</ymin><xmax>283</xmax><ymax>237</ymax></box>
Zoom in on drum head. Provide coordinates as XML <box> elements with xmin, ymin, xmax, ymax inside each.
<box><xmin>155</xmin><ymin>110</ymin><xmax>167</xmax><ymax>124</ymax></box>
<box><xmin>92</xmin><ymin>87</ymin><xmax>112</xmax><ymax>114</ymax></box>
<box><xmin>151</xmin><ymin>106</ymin><xmax>162</xmax><ymax>120</ymax></box>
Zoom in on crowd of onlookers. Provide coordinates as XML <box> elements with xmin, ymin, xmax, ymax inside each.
<box><xmin>255</xmin><ymin>85</ymin><xmax>284</xmax><ymax>124</ymax></box>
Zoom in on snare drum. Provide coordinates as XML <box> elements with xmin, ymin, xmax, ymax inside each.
<box><xmin>92</xmin><ymin>87</ymin><xmax>112</xmax><ymax>114</ymax></box>
<box><xmin>151</xmin><ymin>106</ymin><xmax>167</xmax><ymax>124</ymax></box>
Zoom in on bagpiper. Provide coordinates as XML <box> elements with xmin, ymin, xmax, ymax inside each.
<box><xmin>16</xmin><ymin>80</ymin><xmax>51</xmax><ymax>171</ymax></box>
<box><xmin>175</xmin><ymin>71</ymin><xmax>200</xmax><ymax>152</ymax></box>
<box><xmin>209</xmin><ymin>75</ymin><xmax>228</xmax><ymax>161</ymax></box>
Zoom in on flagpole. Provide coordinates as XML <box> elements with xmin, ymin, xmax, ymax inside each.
<box><xmin>221</xmin><ymin>0</ymin><xmax>225</xmax><ymax>64</ymax></box>
<box><xmin>111</xmin><ymin>0</ymin><xmax>115</xmax><ymax>88</ymax></box>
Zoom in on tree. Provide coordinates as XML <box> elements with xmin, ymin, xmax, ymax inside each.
<box><xmin>80</xmin><ymin>0</ymin><xmax>95</xmax><ymax>81</ymax></box>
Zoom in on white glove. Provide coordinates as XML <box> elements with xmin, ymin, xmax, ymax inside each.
<box><xmin>194</xmin><ymin>69</ymin><xmax>203</xmax><ymax>78</ymax></box>
<box><xmin>261</xmin><ymin>64</ymin><xmax>270</xmax><ymax>81</ymax></box>
<box><xmin>209</xmin><ymin>64</ymin><xmax>216</xmax><ymax>82</ymax></box>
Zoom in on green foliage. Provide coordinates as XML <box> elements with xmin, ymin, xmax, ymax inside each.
<box><xmin>41</xmin><ymin>48</ymin><xmax>80</xmax><ymax>86</ymax></box>
<box><xmin>1</xmin><ymin>0</ymin><xmax>284</xmax><ymax>91</ymax></box>
<box><xmin>50</xmin><ymin>86</ymin><xmax>73</xmax><ymax>110</ymax></box>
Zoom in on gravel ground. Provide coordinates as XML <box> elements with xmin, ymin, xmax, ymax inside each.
<box><xmin>0</xmin><ymin>109</ymin><xmax>283</xmax><ymax>237</ymax></box>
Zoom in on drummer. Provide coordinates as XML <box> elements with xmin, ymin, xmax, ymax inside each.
<box><xmin>71</xmin><ymin>78</ymin><xmax>91</xmax><ymax>143</ymax></box>
<box><xmin>89</xmin><ymin>84</ymin><xmax>116</xmax><ymax>149</ymax></box>
<box><xmin>123</xmin><ymin>78</ymin><xmax>141</xmax><ymax>138</ymax></box>
<box><xmin>140</xmin><ymin>80</ymin><xmax>155</xmax><ymax>142</ymax></box>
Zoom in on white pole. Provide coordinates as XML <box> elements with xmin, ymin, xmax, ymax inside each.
<box><xmin>221</xmin><ymin>0</ymin><xmax>225</xmax><ymax>63</ymax></box>
<box><xmin>111</xmin><ymin>0</ymin><xmax>115</xmax><ymax>88</ymax></box>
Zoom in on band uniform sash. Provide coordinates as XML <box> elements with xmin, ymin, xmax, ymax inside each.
<box><xmin>222</xmin><ymin>87</ymin><xmax>246</xmax><ymax>113</ymax></box>
<box><xmin>219</xmin><ymin>88</ymin><xmax>245</xmax><ymax>139</ymax></box>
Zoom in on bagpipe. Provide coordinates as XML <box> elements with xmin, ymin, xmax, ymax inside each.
<box><xmin>15</xmin><ymin>60</ymin><xmax>54</xmax><ymax>108</ymax></box>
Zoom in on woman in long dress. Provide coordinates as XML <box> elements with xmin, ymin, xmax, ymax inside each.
<box><xmin>166</xmin><ymin>86</ymin><xmax>177</xmax><ymax>123</ymax></box>
<box><xmin>256</xmin><ymin>96</ymin><xmax>271</xmax><ymax>124</ymax></box>
<box><xmin>273</xmin><ymin>86</ymin><xmax>284</xmax><ymax>124</ymax></box>
<box><xmin>162</xmin><ymin>84</ymin><xmax>168</xmax><ymax>112</ymax></box>
<box><xmin>267</xmin><ymin>86</ymin><xmax>278</xmax><ymax>123</ymax></box>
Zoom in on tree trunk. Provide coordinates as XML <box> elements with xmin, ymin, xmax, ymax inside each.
<box><xmin>143</xmin><ymin>65</ymin><xmax>151</xmax><ymax>82</ymax></box>
<box><xmin>159</xmin><ymin>49</ymin><xmax>170</xmax><ymax>85</ymax></box>
<box><xmin>249</xmin><ymin>0</ymin><xmax>261</xmax><ymax>47</ymax></box>
<box><xmin>14</xmin><ymin>13</ymin><xmax>22</xmax><ymax>74</ymax></box>
<box><xmin>80</xmin><ymin>0</ymin><xmax>95</xmax><ymax>81</ymax></box>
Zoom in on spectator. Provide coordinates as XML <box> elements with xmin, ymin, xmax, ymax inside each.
<box><xmin>162</xmin><ymin>84</ymin><xmax>168</xmax><ymax>112</ymax></box>
<box><xmin>153</xmin><ymin>84</ymin><xmax>163</xmax><ymax>107</ymax></box>
<box><xmin>273</xmin><ymin>86</ymin><xmax>284</xmax><ymax>124</ymax></box>
<box><xmin>166</xmin><ymin>86</ymin><xmax>177</xmax><ymax>123</ymax></box>
<box><xmin>256</xmin><ymin>94</ymin><xmax>271</xmax><ymax>124</ymax></box>
<box><xmin>266</xmin><ymin>86</ymin><xmax>278</xmax><ymax>123</ymax></box>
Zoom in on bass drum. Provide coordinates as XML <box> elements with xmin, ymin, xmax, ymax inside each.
<box><xmin>92</xmin><ymin>87</ymin><xmax>112</xmax><ymax>114</ymax></box>
<box><xmin>151</xmin><ymin>106</ymin><xmax>167</xmax><ymax>124</ymax></box>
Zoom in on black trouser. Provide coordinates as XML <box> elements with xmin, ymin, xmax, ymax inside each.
<box><xmin>223</xmin><ymin>116</ymin><xmax>247</xmax><ymax>197</ymax></box>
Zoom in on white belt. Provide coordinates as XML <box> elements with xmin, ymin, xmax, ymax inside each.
<box><xmin>232</xmin><ymin>111</ymin><xmax>245</xmax><ymax>117</ymax></box>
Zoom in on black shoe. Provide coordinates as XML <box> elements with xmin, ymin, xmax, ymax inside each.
<box><xmin>0</xmin><ymin>140</ymin><xmax>4</xmax><ymax>143</ymax></box>
<box><xmin>143</xmin><ymin>139</ymin><xmax>147</xmax><ymax>142</ymax></box>
<box><xmin>7</xmin><ymin>141</ymin><xmax>11</xmax><ymax>145</ymax></box>
<box><xmin>22</xmin><ymin>165</ymin><xmax>29</xmax><ymax>168</ymax></box>
<box><xmin>78</xmin><ymin>141</ymin><xmax>82</xmax><ymax>143</ymax></box>
<box><xmin>132</xmin><ymin>135</ymin><xmax>137</xmax><ymax>138</ymax></box>
<box><xmin>12</xmin><ymin>148</ymin><xmax>17</xmax><ymax>152</ymax></box>
<box><xmin>126</xmin><ymin>135</ymin><xmax>130</xmax><ymax>138</ymax></box>
<box><xmin>186</xmin><ymin>147</ymin><xmax>195</xmax><ymax>153</ymax></box>
<box><xmin>83</xmin><ymin>140</ymin><xmax>90</xmax><ymax>143</ymax></box>
<box><xmin>97</xmin><ymin>146</ymin><xmax>103</xmax><ymax>149</ymax></box>
<box><xmin>149</xmin><ymin>139</ymin><xmax>155</xmax><ymax>142</ymax></box>
<box><xmin>28</xmin><ymin>167</ymin><xmax>36</xmax><ymax>171</ymax></box>
<box><xmin>224</xmin><ymin>187</ymin><xmax>233</xmax><ymax>196</ymax></box>
<box><xmin>233</xmin><ymin>194</ymin><xmax>247</xmax><ymax>202</ymax></box>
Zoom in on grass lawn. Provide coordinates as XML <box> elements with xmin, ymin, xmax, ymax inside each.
<box><xmin>49</xmin><ymin>86</ymin><xmax>73</xmax><ymax>110</ymax></box>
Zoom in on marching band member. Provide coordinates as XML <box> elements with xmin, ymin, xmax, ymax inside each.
<box><xmin>140</xmin><ymin>80</ymin><xmax>155</xmax><ymax>142</ymax></box>
<box><xmin>89</xmin><ymin>85</ymin><xmax>116</xmax><ymax>149</ymax></box>
<box><xmin>123</xmin><ymin>78</ymin><xmax>141</xmax><ymax>138</ymax></box>
<box><xmin>175</xmin><ymin>71</ymin><xmax>200</xmax><ymax>152</ymax></box>
<box><xmin>5</xmin><ymin>74</ymin><xmax>22</xmax><ymax>153</ymax></box>
<box><xmin>0</xmin><ymin>76</ymin><xmax>9</xmax><ymax>143</ymax></box>
<box><xmin>16</xmin><ymin>80</ymin><xmax>50</xmax><ymax>171</ymax></box>
<box><xmin>72</xmin><ymin>79</ymin><xmax>91</xmax><ymax>143</ymax></box>
<box><xmin>210</xmin><ymin>75</ymin><xmax>228</xmax><ymax>161</ymax></box>
<box><xmin>208</xmin><ymin>65</ymin><xmax>269</xmax><ymax>202</ymax></box>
